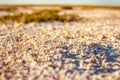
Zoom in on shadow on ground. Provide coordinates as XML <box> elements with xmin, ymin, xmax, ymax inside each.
<box><xmin>50</xmin><ymin>43</ymin><xmax>120</xmax><ymax>75</ymax></box>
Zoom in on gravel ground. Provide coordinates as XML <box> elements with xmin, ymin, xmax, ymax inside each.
<box><xmin>0</xmin><ymin>9</ymin><xmax>120</xmax><ymax>80</ymax></box>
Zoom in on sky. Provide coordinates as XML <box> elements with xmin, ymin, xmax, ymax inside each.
<box><xmin>0</xmin><ymin>0</ymin><xmax>120</xmax><ymax>6</ymax></box>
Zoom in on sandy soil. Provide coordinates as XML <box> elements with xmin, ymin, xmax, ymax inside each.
<box><xmin>0</xmin><ymin>8</ymin><xmax>120</xmax><ymax>80</ymax></box>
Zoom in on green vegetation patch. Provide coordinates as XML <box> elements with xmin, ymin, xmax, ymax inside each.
<box><xmin>1</xmin><ymin>9</ymin><xmax>80</xmax><ymax>23</ymax></box>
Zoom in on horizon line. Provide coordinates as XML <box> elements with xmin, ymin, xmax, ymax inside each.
<box><xmin>0</xmin><ymin>3</ymin><xmax>120</xmax><ymax>7</ymax></box>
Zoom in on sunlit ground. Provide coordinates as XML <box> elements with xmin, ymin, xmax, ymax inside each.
<box><xmin>0</xmin><ymin>5</ymin><xmax>120</xmax><ymax>80</ymax></box>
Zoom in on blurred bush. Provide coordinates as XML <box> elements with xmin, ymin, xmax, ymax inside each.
<box><xmin>24</xmin><ymin>9</ymin><xmax>60</xmax><ymax>23</ymax></box>
<box><xmin>0</xmin><ymin>7</ymin><xmax>17</xmax><ymax>12</ymax></box>
<box><xmin>61</xmin><ymin>6</ymin><xmax>73</xmax><ymax>10</ymax></box>
<box><xmin>1</xmin><ymin>9</ymin><xmax>80</xmax><ymax>23</ymax></box>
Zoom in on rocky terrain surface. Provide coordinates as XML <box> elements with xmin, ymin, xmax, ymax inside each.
<box><xmin>0</xmin><ymin>8</ymin><xmax>120</xmax><ymax>80</ymax></box>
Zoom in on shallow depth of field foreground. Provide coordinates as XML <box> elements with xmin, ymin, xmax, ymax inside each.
<box><xmin>0</xmin><ymin>7</ymin><xmax>120</xmax><ymax>80</ymax></box>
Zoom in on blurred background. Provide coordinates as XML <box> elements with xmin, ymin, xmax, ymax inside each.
<box><xmin>0</xmin><ymin>0</ymin><xmax>120</xmax><ymax>23</ymax></box>
<box><xmin>0</xmin><ymin>0</ymin><xmax>120</xmax><ymax>6</ymax></box>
